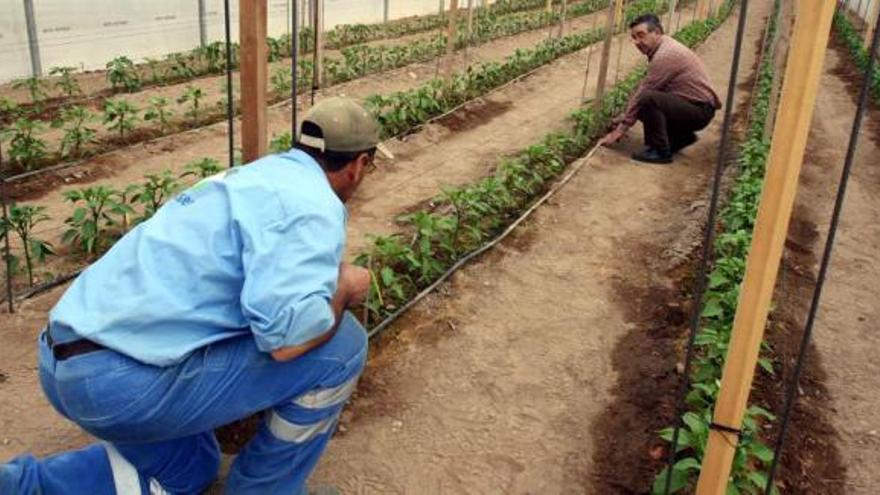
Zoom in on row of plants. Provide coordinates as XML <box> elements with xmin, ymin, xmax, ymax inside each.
<box><xmin>0</xmin><ymin>0</ymin><xmax>610</xmax><ymax>176</ymax></box>
<box><xmin>1</xmin><ymin>85</ymin><xmax>211</xmax><ymax>172</ymax></box>
<box><xmin>833</xmin><ymin>8</ymin><xmax>880</xmax><ymax>101</ymax></box>
<box><xmin>0</xmin><ymin>0</ymin><xmax>585</xmax><ymax>113</ymax></box>
<box><xmin>651</xmin><ymin>1</ymin><xmax>783</xmax><ymax>493</ymax></box>
<box><xmin>0</xmin><ymin>158</ymin><xmax>224</xmax><ymax>288</ymax></box>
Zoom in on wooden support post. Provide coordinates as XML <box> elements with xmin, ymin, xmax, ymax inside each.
<box><xmin>695</xmin><ymin>0</ymin><xmax>710</xmax><ymax>20</ymax></box>
<box><xmin>240</xmin><ymin>0</ymin><xmax>269</xmax><ymax>163</ymax></box>
<box><xmin>315</xmin><ymin>0</ymin><xmax>324</xmax><ymax>88</ymax></box>
<box><xmin>593</xmin><ymin>0</ymin><xmax>618</xmax><ymax>108</ymax></box>
<box><xmin>694</xmin><ymin>1</ymin><xmax>836</xmax><ymax>493</ymax></box>
<box><xmin>614</xmin><ymin>0</ymin><xmax>624</xmax><ymax>28</ymax></box>
<box><xmin>558</xmin><ymin>0</ymin><xmax>568</xmax><ymax>36</ymax></box>
<box><xmin>866</xmin><ymin>0</ymin><xmax>880</xmax><ymax>46</ymax></box>
<box><xmin>444</xmin><ymin>0</ymin><xmax>460</xmax><ymax>77</ymax></box>
<box><xmin>666</xmin><ymin>0</ymin><xmax>678</xmax><ymax>34</ymax></box>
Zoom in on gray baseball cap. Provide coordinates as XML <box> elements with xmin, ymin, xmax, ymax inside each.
<box><xmin>298</xmin><ymin>97</ymin><xmax>393</xmax><ymax>159</ymax></box>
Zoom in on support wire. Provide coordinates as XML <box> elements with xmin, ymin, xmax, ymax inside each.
<box><xmin>224</xmin><ymin>0</ymin><xmax>235</xmax><ymax>168</ymax></box>
<box><xmin>1</xmin><ymin>141</ymin><xmax>13</xmax><ymax>314</ymax></box>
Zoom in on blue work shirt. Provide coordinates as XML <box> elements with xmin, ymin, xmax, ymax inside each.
<box><xmin>49</xmin><ymin>150</ymin><xmax>347</xmax><ymax>366</ymax></box>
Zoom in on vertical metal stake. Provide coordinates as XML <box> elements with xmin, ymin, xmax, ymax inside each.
<box><xmin>224</xmin><ymin>0</ymin><xmax>236</xmax><ymax>168</ymax></box>
<box><xmin>22</xmin><ymin>0</ymin><xmax>42</xmax><ymax>77</ymax></box>
<box><xmin>199</xmin><ymin>0</ymin><xmax>209</xmax><ymax>47</ymax></box>
<box><xmin>0</xmin><ymin>142</ymin><xmax>14</xmax><ymax>313</ymax></box>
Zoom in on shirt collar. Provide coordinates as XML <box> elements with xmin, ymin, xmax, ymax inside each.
<box><xmin>283</xmin><ymin>149</ymin><xmax>349</xmax><ymax>220</ymax></box>
<box><xmin>648</xmin><ymin>35</ymin><xmax>666</xmax><ymax>61</ymax></box>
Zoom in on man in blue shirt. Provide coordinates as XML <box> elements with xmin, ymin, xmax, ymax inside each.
<box><xmin>0</xmin><ymin>97</ymin><xmax>387</xmax><ymax>495</ymax></box>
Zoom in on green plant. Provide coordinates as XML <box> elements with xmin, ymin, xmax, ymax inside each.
<box><xmin>178</xmin><ymin>85</ymin><xmax>205</xmax><ymax>125</ymax></box>
<box><xmin>144</xmin><ymin>57</ymin><xmax>164</xmax><ymax>85</ymax></box>
<box><xmin>62</xmin><ymin>186</ymin><xmax>129</xmax><ymax>255</ymax></box>
<box><xmin>56</xmin><ymin>105</ymin><xmax>98</xmax><ymax>158</ymax></box>
<box><xmin>12</xmin><ymin>77</ymin><xmax>48</xmax><ymax>105</ymax></box>
<box><xmin>166</xmin><ymin>52</ymin><xmax>198</xmax><ymax>81</ymax></box>
<box><xmin>181</xmin><ymin>158</ymin><xmax>223</xmax><ymax>180</ymax></box>
<box><xmin>144</xmin><ymin>96</ymin><xmax>175</xmax><ymax>133</ymax></box>
<box><xmin>106</xmin><ymin>56</ymin><xmax>142</xmax><ymax>92</ymax></box>
<box><xmin>271</xmin><ymin>67</ymin><xmax>293</xmax><ymax>96</ymax></box>
<box><xmin>0</xmin><ymin>97</ymin><xmax>20</xmax><ymax>120</ymax></box>
<box><xmin>1</xmin><ymin>204</ymin><xmax>54</xmax><ymax>286</ymax></box>
<box><xmin>1</xmin><ymin>118</ymin><xmax>47</xmax><ymax>170</ymax></box>
<box><xmin>103</xmin><ymin>99</ymin><xmax>139</xmax><ymax>141</ymax></box>
<box><xmin>49</xmin><ymin>66</ymin><xmax>82</xmax><ymax>99</ymax></box>
<box><xmin>137</xmin><ymin>171</ymin><xmax>181</xmax><ymax>221</ymax></box>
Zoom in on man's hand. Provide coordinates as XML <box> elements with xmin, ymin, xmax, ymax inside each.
<box><xmin>338</xmin><ymin>263</ymin><xmax>371</xmax><ymax>307</ymax></box>
<box><xmin>600</xmin><ymin>126</ymin><xmax>626</xmax><ymax>146</ymax></box>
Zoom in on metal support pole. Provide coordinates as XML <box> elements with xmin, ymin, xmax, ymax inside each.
<box><xmin>22</xmin><ymin>0</ymin><xmax>42</xmax><ymax>77</ymax></box>
<box><xmin>1</xmin><ymin>142</ymin><xmax>14</xmax><ymax>314</ymax></box>
<box><xmin>384</xmin><ymin>0</ymin><xmax>390</xmax><ymax>23</ymax></box>
<box><xmin>224</xmin><ymin>0</ymin><xmax>236</xmax><ymax>168</ymax></box>
<box><xmin>199</xmin><ymin>0</ymin><xmax>209</xmax><ymax>47</ymax></box>
<box><xmin>439</xmin><ymin>0</ymin><xmax>446</xmax><ymax>14</ymax></box>
<box><xmin>292</xmin><ymin>0</ymin><xmax>299</xmax><ymax>138</ymax></box>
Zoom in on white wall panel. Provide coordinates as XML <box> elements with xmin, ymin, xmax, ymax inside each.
<box><xmin>0</xmin><ymin>0</ymin><xmax>33</xmax><ymax>82</ymax></box>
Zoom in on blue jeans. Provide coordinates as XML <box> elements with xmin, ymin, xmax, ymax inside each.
<box><xmin>0</xmin><ymin>313</ymin><xmax>367</xmax><ymax>495</ymax></box>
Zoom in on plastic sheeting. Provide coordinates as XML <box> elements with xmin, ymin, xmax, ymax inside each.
<box><xmin>0</xmin><ymin>0</ymin><xmax>443</xmax><ymax>83</ymax></box>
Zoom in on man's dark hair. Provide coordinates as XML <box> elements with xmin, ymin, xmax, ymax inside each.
<box><xmin>629</xmin><ymin>13</ymin><xmax>664</xmax><ymax>34</ymax></box>
<box><xmin>294</xmin><ymin>121</ymin><xmax>375</xmax><ymax>172</ymax></box>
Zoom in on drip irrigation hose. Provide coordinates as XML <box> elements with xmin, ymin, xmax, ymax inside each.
<box><xmin>367</xmin><ymin>143</ymin><xmax>603</xmax><ymax>339</ymax></box>
<box><xmin>224</xmin><ymin>0</ymin><xmax>235</xmax><ymax>169</ymax></box>
<box><xmin>763</xmin><ymin>8</ymin><xmax>880</xmax><ymax>493</ymax></box>
<box><xmin>292</xmin><ymin>1</ymin><xmax>299</xmax><ymax>138</ymax></box>
<box><xmin>661</xmin><ymin>0</ymin><xmax>750</xmax><ymax>493</ymax></box>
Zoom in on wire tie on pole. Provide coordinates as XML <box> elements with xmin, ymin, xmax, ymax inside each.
<box><xmin>709</xmin><ymin>422</ymin><xmax>742</xmax><ymax>436</ymax></box>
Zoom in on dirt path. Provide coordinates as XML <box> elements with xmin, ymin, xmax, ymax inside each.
<box><xmin>298</xmin><ymin>2</ymin><xmax>770</xmax><ymax>492</ymax></box>
<box><xmin>769</xmin><ymin>44</ymin><xmax>880</xmax><ymax>494</ymax></box>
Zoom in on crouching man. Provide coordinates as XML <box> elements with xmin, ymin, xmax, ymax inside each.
<box><xmin>0</xmin><ymin>97</ymin><xmax>388</xmax><ymax>495</ymax></box>
<box><xmin>600</xmin><ymin>13</ymin><xmax>721</xmax><ymax>164</ymax></box>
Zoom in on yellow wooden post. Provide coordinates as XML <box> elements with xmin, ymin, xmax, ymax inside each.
<box><xmin>695</xmin><ymin>0</ymin><xmax>710</xmax><ymax>20</ymax></box>
<box><xmin>694</xmin><ymin>1</ymin><xmax>836</xmax><ymax>493</ymax></box>
<box><xmin>593</xmin><ymin>0</ymin><xmax>618</xmax><ymax>107</ymax></box>
<box><xmin>666</xmin><ymin>0</ymin><xmax>678</xmax><ymax>34</ymax></box>
<box><xmin>444</xmin><ymin>0</ymin><xmax>460</xmax><ymax>77</ymax></box>
<box><xmin>866</xmin><ymin>0</ymin><xmax>880</xmax><ymax>46</ymax></box>
<box><xmin>240</xmin><ymin>0</ymin><xmax>268</xmax><ymax>162</ymax></box>
<box><xmin>614</xmin><ymin>0</ymin><xmax>625</xmax><ymax>28</ymax></box>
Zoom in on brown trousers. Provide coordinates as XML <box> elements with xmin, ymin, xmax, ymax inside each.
<box><xmin>636</xmin><ymin>90</ymin><xmax>716</xmax><ymax>152</ymax></box>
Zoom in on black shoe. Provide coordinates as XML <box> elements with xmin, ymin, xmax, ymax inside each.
<box><xmin>671</xmin><ymin>133</ymin><xmax>698</xmax><ymax>153</ymax></box>
<box><xmin>632</xmin><ymin>147</ymin><xmax>673</xmax><ymax>164</ymax></box>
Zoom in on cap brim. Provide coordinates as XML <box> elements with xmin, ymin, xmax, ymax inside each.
<box><xmin>376</xmin><ymin>142</ymin><xmax>394</xmax><ymax>160</ymax></box>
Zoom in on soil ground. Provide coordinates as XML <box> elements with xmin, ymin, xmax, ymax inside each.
<box><xmin>2</xmin><ymin>1</ymin><xmax>876</xmax><ymax>494</ymax></box>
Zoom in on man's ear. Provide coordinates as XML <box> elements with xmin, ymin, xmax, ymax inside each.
<box><xmin>347</xmin><ymin>153</ymin><xmax>369</xmax><ymax>182</ymax></box>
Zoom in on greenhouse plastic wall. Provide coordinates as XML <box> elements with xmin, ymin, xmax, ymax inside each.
<box><xmin>0</xmin><ymin>0</ymin><xmax>443</xmax><ymax>83</ymax></box>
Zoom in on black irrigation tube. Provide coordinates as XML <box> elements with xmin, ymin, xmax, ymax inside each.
<box><xmin>662</xmin><ymin>0</ymin><xmax>750</xmax><ymax>493</ymax></box>
<box><xmin>763</xmin><ymin>6</ymin><xmax>880</xmax><ymax>493</ymax></box>
<box><xmin>225</xmin><ymin>0</ymin><xmax>236</xmax><ymax>169</ymax></box>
